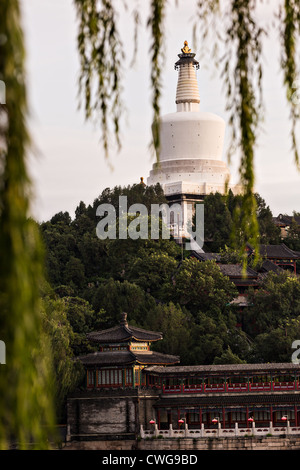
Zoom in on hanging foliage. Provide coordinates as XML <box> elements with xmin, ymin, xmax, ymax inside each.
<box><xmin>280</xmin><ymin>0</ymin><xmax>300</xmax><ymax>169</ymax></box>
<box><xmin>0</xmin><ymin>0</ymin><xmax>56</xmax><ymax>449</ymax></box>
<box><xmin>73</xmin><ymin>0</ymin><xmax>125</xmax><ymax>161</ymax></box>
<box><xmin>147</xmin><ymin>0</ymin><xmax>166</xmax><ymax>157</ymax></box>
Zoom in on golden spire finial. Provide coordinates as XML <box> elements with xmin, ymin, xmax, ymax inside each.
<box><xmin>181</xmin><ymin>40</ymin><xmax>191</xmax><ymax>54</ymax></box>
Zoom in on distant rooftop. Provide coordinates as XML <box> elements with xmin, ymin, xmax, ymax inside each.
<box><xmin>273</xmin><ymin>214</ymin><xmax>300</xmax><ymax>226</ymax></box>
<box><xmin>259</xmin><ymin>244</ymin><xmax>300</xmax><ymax>259</ymax></box>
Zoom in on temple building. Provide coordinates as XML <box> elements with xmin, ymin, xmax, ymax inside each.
<box><xmin>147</xmin><ymin>41</ymin><xmax>241</xmax><ymax>238</ymax></box>
<box><xmin>273</xmin><ymin>214</ymin><xmax>300</xmax><ymax>239</ymax></box>
<box><xmin>258</xmin><ymin>244</ymin><xmax>300</xmax><ymax>275</ymax></box>
<box><xmin>67</xmin><ymin>313</ymin><xmax>300</xmax><ymax>442</ymax></box>
<box><xmin>78</xmin><ymin>312</ymin><xmax>179</xmax><ymax>390</ymax></box>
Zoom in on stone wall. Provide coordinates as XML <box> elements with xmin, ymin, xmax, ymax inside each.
<box><xmin>64</xmin><ymin>436</ymin><xmax>300</xmax><ymax>451</ymax></box>
<box><xmin>66</xmin><ymin>388</ymin><xmax>300</xmax><ymax>450</ymax></box>
<box><xmin>67</xmin><ymin>388</ymin><xmax>158</xmax><ymax>440</ymax></box>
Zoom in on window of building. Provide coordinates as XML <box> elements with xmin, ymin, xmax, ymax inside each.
<box><xmin>88</xmin><ymin>370</ymin><xmax>94</xmax><ymax>386</ymax></box>
<box><xmin>97</xmin><ymin>369</ymin><xmax>122</xmax><ymax>386</ymax></box>
<box><xmin>231</xmin><ymin>411</ymin><xmax>246</xmax><ymax>422</ymax></box>
<box><xmin>126</xmin><ymin>368</ymin><xmax>133</xmax><ymax>385</ymax></box>
<box><xmin>189</xmin><ymin>412</ymin><xmax>200</xmax><ymax>423</ymax></box>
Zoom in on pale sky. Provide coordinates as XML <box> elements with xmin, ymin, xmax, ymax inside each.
<box><xmin>20</xmin><ymin>0</ymin><xmax>300</xmax><ymax>222</ymax></box>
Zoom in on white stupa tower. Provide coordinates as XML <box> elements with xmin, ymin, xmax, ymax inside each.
<box><xmin>147</xmin><ymin>41</ymin><xmax>241</xmax><ymax>238</ymax></box>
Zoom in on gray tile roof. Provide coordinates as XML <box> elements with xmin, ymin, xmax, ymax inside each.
<box><xmin>218</xmin><ymin>264</ymin><xmax>258</xmax><ymax>278</ymax></box>
<box><xmin>78</xmin><ymin>350</ymin><xmax>180</xmax><ymax>367</ymax></box>
<box><xmin>274</xmin><ymin>214</ymin><xmax>300</xmax><ymax>226</ymax></box>
<box><xmin>261</xmin><ymin>260</ymin><xmax>285</xmax><ymax>273</ymax></box>
<box><xmin>135</xmin><ymin>351</ymin><xmax>180</xmax><ymax>365</ymax></box>
<box><xmin>87</xmin><ymin>313</ymin><xmax>163</xmax><ymax>344</ymax></box>
<box><xmin>79</xmin><ymin>350</ymin><xmax>136</xmax><ymax>366</ymax></box>
<box><xmin>260</xmin><ymin>244</ymin><xmax>300</xmax><ymax>259</ymax></box>
<box><xmin>191</xmin><ymin>252</ymin><xmax>221</xmax><ymax>262</ymax></box>
<box><xmin>145</xmin><ymin>362</ymin><xmax>300</xmax><ymax>376</ymax></box>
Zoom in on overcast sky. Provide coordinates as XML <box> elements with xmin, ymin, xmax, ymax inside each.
<box><xmin>20</xmin><ymin>0</ymin><xmax>300</xmax><ymax>222</ymax></box>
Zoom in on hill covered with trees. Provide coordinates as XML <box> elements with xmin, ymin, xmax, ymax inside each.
<box><xmin>38</xmin><ymin>183</ymin><xmax>300</xmax><ymax>419</ymax></box>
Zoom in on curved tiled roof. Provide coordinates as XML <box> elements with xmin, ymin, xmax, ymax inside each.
<box><xmin>260</xmin><ymin>244</ymin><xmax>300</xmax><ymax>259</ymax></box>
<box><xmin>87</xmin><ymin>313</ymin><xmax>163</xmax><ymax>344</ymax></box>
<box><xmin>218</xmin><ymin>264</ymin><xmax>258</xmax><ymax>278</ymax></box>
<box><xmin>79</xmin><ymin>350</ymin><xmax>136</xmax><ymax>366</ymax></box>
<box><xmin>79</xmin><ymin>350</ymin><xmax>179</xmax><ymax>367</ymax></box>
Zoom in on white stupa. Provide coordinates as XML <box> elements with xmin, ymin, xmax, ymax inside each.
<box><xmin>147</xmin><ymin>41</ymin><xmax>241</xmax><ymax>238</ymax></box>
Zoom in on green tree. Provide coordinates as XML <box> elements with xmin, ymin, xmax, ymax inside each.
<box><xmin>243</xmin><ymin>272</ymin><xmax>300</xmax><ymax>338</ymax></box>
<box><xmin>285</xmin><ymin>217</ymin><xmax>300</xmax><ymax>252</ymax></box>
<box><xmin>219</xmin><ymin>246</ymin><xmax>245</xmax><ymax>264</ymax></box>
<box><xmin>126</xmin><ymin>249</ymin><xmax>178</xmax><ymax>300</ymax></box>
<box><xmin>249</xmin><ymin>316</ymin><xmax>300</xmax><ymax>363</ymax></box>
<box><xmin>91</xmin><ymin>278</ymin><xmax>158</xmax><ymax>328</ymax></box>
<box><xmin>255</xmin><ymin>194</ymin><xmax>281</xmax><ymax>244</ymax></box>
<box><xmin>188</xmin><ymin>313</ymin><xmax>225</xmax><ymax>365</ymax></box>
<box><xmin>172</xmin><ymin>258</ymin><xmax>238</xmax><ymax>316</ymax></box>
<box><xmin>63</xmin><ymin>296</ymin><xmax>102</xmax><ymax>356</ymax></box>
<box><xmin>213</xmin><ymin>346</ymin><xmax>246</xmax><ymax>365</ymax></box>
<box><xmin>42</xmin><ymin>292</ymin><xmax>84</xmax><ymax>421</ymax></box>
<box><xmin>200</xmin><ymin>193</ymin><xmax>233</xmax><ymax>252</ymax></box>
<box><xmin>148</xmin><ymin>302</ymin><xmax>193</xmax><ymax>364</ymax></box>
<box><xmin>64</xmin><ymin>256</ymin><xmax>85</xmax><ymax>290</ymax></box>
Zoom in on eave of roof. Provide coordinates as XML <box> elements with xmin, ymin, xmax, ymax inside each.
<box><xmin>260</xmin><ymin>244</ymin><xmax>300</xmax><ymax>259</ymax></box>
<box><xmin>78</xmin><ymin>350</ymin><xmax>180</xmax><ymax>367</ymax></box>
<box><xmin>154</xmin><ymin>393</ymin><xmax>300</xmax><ymax>408</ymax></box>
<box><xmin>145</xmin><ymin>362</ymin><xmax>300</xmax><ymax>376</ymax></box>
<box><xmin>87</xmin><ymin>323</ymin><xmax>163</xmax><ymax>344</ymax></box>
<box><xmin>135</xmin><ymin>351</ymin><xmax>180</xmax><ymax>365</ymax></box>
<box><xmin>78</xmin><ymin>350</ymin><xmax>136</xmax><ymax>366</ymax></box>
<box><xmin>218</xmin><ymin>264</ymin><xmax>258</xmax><ymax>279</ymax></box>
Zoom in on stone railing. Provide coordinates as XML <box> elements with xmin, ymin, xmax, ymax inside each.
<box><xmin>140</xmin><ymin>421</ymin><xmax>300</xmax><ymax>439</ymax></box>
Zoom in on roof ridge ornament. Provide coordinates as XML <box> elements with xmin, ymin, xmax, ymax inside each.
<box><xmin>181</xmin><ymin>40</ymin><xmax>191</xmax><ymax>54</ymax></box>
<box><xmin>120</xmin><ymin>312</ymin><xmax>129</xmax><ymax>328</ymax></box>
